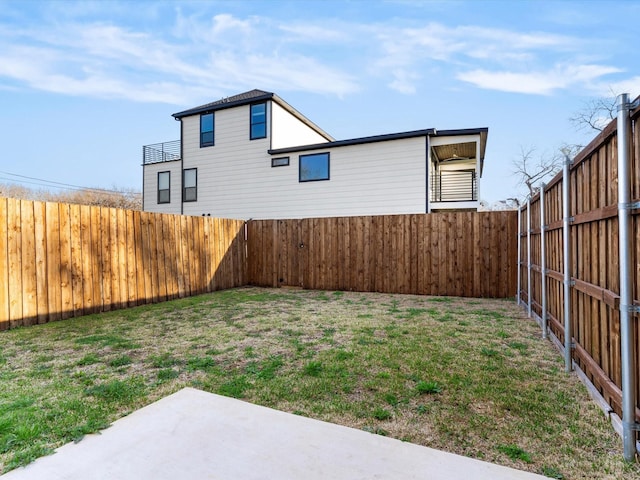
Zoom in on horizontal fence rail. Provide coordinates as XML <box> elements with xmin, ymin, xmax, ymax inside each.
<box><xmin>248</xmin><ymin>211</ymin><xmax>517</xmax><ymax>298</ymax></box>
<box><xmin>517</xmin><ymin>96</ymin><xmax>640</xmax><ymax>452</ymax></box>
<box><xmin>0</xmin><ymin>198</ymin><xmax>246</xmax><ymax>330</ymax></box>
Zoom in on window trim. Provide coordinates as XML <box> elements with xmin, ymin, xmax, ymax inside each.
<box><xmin>183</xmin><ymin>168</ymin><xmax>197</xmax><ymax>202</ymax></box>
<box><xmin>157</xmin><ymin>171</ymin><xmax>170</xmax><ymax>204</ymax></box>
<box><xmin>299</xmin><ymin>152</ymin><xmax>330</xmax><ymax>182</ymax></box>
<box><xmin>271</xmin><ymin>157</ymin><xmax>290</xmax><ymax>167</ymax></box>
<box><xmin>200</xmin><ymin>113</ymin><xmax>214</xmax><ymax>147</ymax></box>
<box><xmin>250</xmin><ymin>102</ymin><xmax>267</xmax><ymax>140</ymax></box>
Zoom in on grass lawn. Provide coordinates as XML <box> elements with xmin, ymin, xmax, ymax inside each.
<box><xmin>0</xmin><ymin>287</ymin><xmax>637</xmax><ymax>479</ymax></box>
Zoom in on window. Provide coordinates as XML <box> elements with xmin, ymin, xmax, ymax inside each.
<box><xmin>157</xmin><ymin>171</ymin><xmax>170</xmax><ymax>204</ymax></box>
<box><xmin>271</xmin><ymin>157</ymin><xmax>289</xmax><ymax>167</ymax></box>
<box><xmin>250</xmin><ymin>102</ymin><xmax>267</xmax><ymax>139</ymax></box>
<box><xmin>299</xmin><ymin>153</ymin><xmax>330</xmax><ymax>182</ymax></box>
<box><xmin>183</xmin><ymin>168</ymin><xmax>197</xmax><ymax>202</ymax></box>
<box><xmin>200</xmin><ymin>113</ymin><xmax>214</xmax><ymax>147</ymax></box>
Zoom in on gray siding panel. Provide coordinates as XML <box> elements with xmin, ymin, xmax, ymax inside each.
<box><xmin>142</xmin><ymin>161</ymin><xmax>182</xmax><ymax>214</ymax></box>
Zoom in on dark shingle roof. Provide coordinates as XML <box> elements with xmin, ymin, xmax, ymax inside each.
<box><xmin>172</xmin><ymin>89</ymin><xmax>274</xmax><ymax>119</ymax></box>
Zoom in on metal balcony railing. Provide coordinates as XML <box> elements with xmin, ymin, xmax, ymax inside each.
<box><xmin>143</xmin><ymin>140</ymin><xmax>181</xmax><ymax>165</ymax></box>
<box><xmin>430</xmin><ymin>170</ymin><xmax>477</xmax><ymax>202</ymax></box>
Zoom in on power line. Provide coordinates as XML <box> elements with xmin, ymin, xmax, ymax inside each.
<box><xmin>0</xmin><ymin>170</ymin><xmax>139</xmax><ymax>196</ymax></box>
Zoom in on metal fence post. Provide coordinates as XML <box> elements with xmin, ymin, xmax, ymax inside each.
<box><xmin>517</xmin><ymin>206</ymin><xmax>521</xmax><ymax>306</ymax></box>
<box><xmin>540</xmin><ymin>183</ymin><xmax>547</xmax><ymax>339</ymax></box>
<box><xmin>527</xmin><ymin>198</ymin><xmax>532</xmax><ymax>317</ymax></box>
<box><xmin>562</xmin><ymin>154</ymin><xmax>572</xmax><ymax>373</ymax></box>
<box><xmin>616</xmin><ymin>92</ymin><xmax>639</xmax><ymax>461</ymax></box>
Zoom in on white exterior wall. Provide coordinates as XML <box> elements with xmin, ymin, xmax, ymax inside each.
<box><xmin>271</xmin><ymin>102</ymin><xmax>329</xmax><ymax>149</ymax></box>
<box><xmin>182</xmin><ymin>131</ymin><xmax>426</xmax><ymax>219</ymax></box>
<box><xmin>181</xmin><ymin>103</ymin><xmax>271</xmax><ymax>217</ymax></box>
<box><xmin>142</xmin><ymin>160</ymin><xmax>182</xmax><ymax>214</ymax></box>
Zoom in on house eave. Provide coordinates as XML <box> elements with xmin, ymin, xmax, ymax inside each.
<box><xmin>268</xmin><ymin>128</ymin><xmax>436</xmax><ymax>155</ymax></box>
<box><xmin>432</xmin><ymin>128</ymin><xmax>488</xmax><ymax>175</ymax></box>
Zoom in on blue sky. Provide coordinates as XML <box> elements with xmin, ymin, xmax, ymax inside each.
<box><xmin>1</xmin><ymin>0</ymin><xmax>638</xmax><ymax>204</ymax></box>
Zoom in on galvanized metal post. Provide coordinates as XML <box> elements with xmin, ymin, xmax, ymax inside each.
<box><xmin>616</xmin><ymin>92</ymin><xmax>638</xmax><ymax>461</ymax></box>
<box><xmin>562</xmin><ymin>154</ymin><xmax>572</xmax><ymax>373</ymax></box>
<box><xmin>540</xmin><ymin>183</ymin><xmax>547</xmax><ymax>339</ymax></box>
<box><xmin>527</xmin><ymin>198</ymin><xmax>532</xmax><ymax>317</ymax></box>
<box><xmin>517</xmin><ymin>206</ymin><xmax>521</xmax><ymax>306</ymax></box>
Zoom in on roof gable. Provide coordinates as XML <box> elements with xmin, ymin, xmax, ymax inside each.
<box><xmin>172</xmin><ymin>89</ymin><xmax>274</xmax><ymax>118</ymax></box>
<box><xmin>172</xmin><ymin>89</ymin><xmax>334</xmax><ymax>141</ymax></box>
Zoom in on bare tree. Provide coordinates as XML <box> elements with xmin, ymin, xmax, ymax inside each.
<box><xmin>0</xmin><ymin>183</ymin><xmax>142</xmax><ymax>210</ymax></box>
<box><xmin>511</xmin><ymin>147</ymin><xmax>562</xmax><ymax>198</ymax></box>
<box><xmin>511</xmin><ymin>144</ymin><xmax>582</xmax><ymax>199</ymax></box>
<box><xmin>569</xmin><ymin>91</ymin><xmax>617</xmax><ymax>133</ymax></box>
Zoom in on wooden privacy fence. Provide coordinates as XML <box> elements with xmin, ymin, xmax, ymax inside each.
<box><xmin>248</xmin><ymin>211</ymin><xmax>517</xmax><ymax>298</ymax></box>
<box><xmin>0</xmin><ymin>198</ymin><xmax>246</xmax><ymax>330</ymax></box>
<box><xmin>1</xmin><ymin>203</ymin><xmax>516</xmax><ymax>330</ymax></box>
<box><xmin>517</xmin><ymin>98</ymin><xmax>640</xmax><ymax>441</ymax></box>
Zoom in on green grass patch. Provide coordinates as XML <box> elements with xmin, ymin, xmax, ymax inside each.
<box><xmin>303</xmin><ymin>361</ymin><xmax>323</xmax><ymax>377</ymax></box>
<box><xmin>109</xmin><ymin>355</ymin><xmax>133</xmax><ymax>368</ymax></box>
<box><xmin>76</xmin><ymin>353</ymin><xmax>101</xmax><ymax>366</ymax></box>
<box><xmin>74</xmin><ymin>334</ymin><xmax>139</xmax><ymax>350</ymax></box>
<box><xmin>372</xmin><ymin>407</ymin><xmax>392</xmax><ymax>420</ymax></box>
<box><xmin>84</xmin><ymin>378</ymin><xmax>146</xmax><ymax>403</ymax></box>
<box><xmin>497</xmin><ymin>444</ymin><xmax>532</xmax><ymax>463</ymax></box>
<box><xmin>416</xmin><ymin>380</ymin><xmax>442</xmax><ymax>394</ymax></box>
<box><xmin>218</xmin><ymin>376</ymin><xmax>251</xmax><ymax>398</ymax></box>
<box><xmin>186</xmin><ymin>356</ymin><xmax>217</xmax><ymax>372</ymax></box>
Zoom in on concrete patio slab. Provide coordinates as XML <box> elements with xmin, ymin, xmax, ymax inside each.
<box><xmin>2</xmin><ymin>388</ymin><xmax>546</xmax><ymax>479</ymax></box>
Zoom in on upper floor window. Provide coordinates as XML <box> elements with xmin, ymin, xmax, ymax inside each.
<box><xmin>200</xmin><ymin>113</ymin><xmax>214</xmax><ymax>147</ymax></box>
<box><xmin>250</xmin><ymin>102</ymin><xmax>267</xmax><ymax>139</ymax></box>
<box><xmin>299</xmin><ymin>153</ymin><xmax>330</xmax><ymax>182</ymax></box>
<box><xmin>183</xmin><ymin>168</ymin><xmax>197</xmax><ymax>202</ymax></box>
<box><xmin>158</xmin><ymin>171</ymin><xmax>170</xmax><ymax>204</ymax></box>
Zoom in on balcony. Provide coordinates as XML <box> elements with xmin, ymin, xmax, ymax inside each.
<box><xmin>143</xmin><ymin>140</ymin><xmax>181</xmax><ymax>165</ymax></box>
<box><xmin>430</xmin><ymin>170</ymin><xmax>477</xmax><ymax>203</ymax></box>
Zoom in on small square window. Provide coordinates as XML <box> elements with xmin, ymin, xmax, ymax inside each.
<box><xmin>271</xmin><ymin>157</ymin><xmax>289</xmax><ymax>167</ymax></box>
<box><xmin>299</xmin><ymin>153</ymin><xmax>330</xmax><ymax>182</ymax></box>
<box><xmin>200</xmin><ymin>113</ymin><xmax>214</xmax><ymax>147</ymax></box>
<box><xmin>183</xmin><ymin>168</ymin><xmax>197</xmax><ymax>202</ymax></box>
<box><xmin>158</xmin><ymin>171</ymin><xmax>170</xmax><ymax>204</ymax></box>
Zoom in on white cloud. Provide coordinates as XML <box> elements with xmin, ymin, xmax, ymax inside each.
<box><xmin>371</xmin><ymin>22</ymin><xmax>589</xmax><ymax>94</ymax></box>
<box><xmin>278</xmin><ymin>24</ymin><xmax>348</xmax><ymax>43</ymax></box>
<box><xmin>603</xmin><ymin>76</ymin><xmax>640</xmax><ymax>99</ymax></box>
<box><xmin>0</xmin><ymin>12</ymin><xmax>359</xmax><ymax>104</ymax></box>
<box><xmin>457</xmin><ymin>64</ymin><xmax>622</xmax><ymax>95</ymax></box>
<box><xmin>388</xmin><ymin>69</ymin><xmax>420</xmax><ymax>94</ymax></box>
<box><xmin>0</xmin><ymin>6</ymin><xmax>632</xmax><ymax>102</ymax></box>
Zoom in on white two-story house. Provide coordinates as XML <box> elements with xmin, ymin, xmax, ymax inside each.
<box><xmin>142</xmin><ymin>89</ymin><xmax>487</xmax><ymax>219</ymax></box>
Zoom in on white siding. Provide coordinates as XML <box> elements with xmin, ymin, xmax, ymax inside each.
<box><xmin>143</xmin><ymin>160</ymin><xmax>182</xmax><ymax>214</ymax></box>
<box><xmin>271</xmin><ymin>102</ymin><xmax>329</xmax><ymax>149</ymax></box>
<box><xmin>181</xmin><ymin>104</ymin><xmax>271</xmax><ymax>217</ymax></box>
<box><xmin>184</xmin><ymin>132</ymin><xmax>427</xmax><ymax>219</ymax></box>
